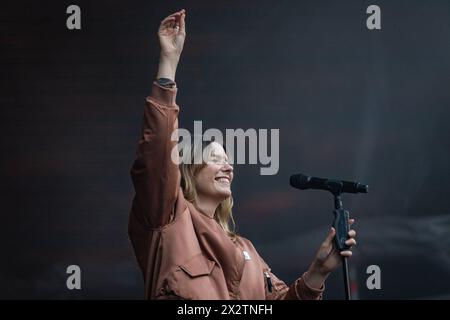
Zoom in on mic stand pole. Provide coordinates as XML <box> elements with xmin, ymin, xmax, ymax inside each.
<box><xmin>333</xmin><ymin>194</ymin><xmax>351</xmax><ymax>300</ymax></box>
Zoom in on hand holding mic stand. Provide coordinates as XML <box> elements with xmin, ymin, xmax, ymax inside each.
<box><xmin>290</xmin><ymin>173</ymin><xmax>368</xmax><ymax>300</ymax></box>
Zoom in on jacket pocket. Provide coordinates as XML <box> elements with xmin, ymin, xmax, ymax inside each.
<box><xmin>179</xmin><ymin>253</ymin><xmax>215</xmax><ymax>277</ymax></box>
<box><xmin>161</xmin><ymin>254</ymin><xmax>221</xmax><ymax>300</ymax></box>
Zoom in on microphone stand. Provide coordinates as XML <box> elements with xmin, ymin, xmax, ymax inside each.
<box><xmin>333</xmin><ymin>193</ymin><xmax>351</xmax><ymax>300</ymax></box>
<box><xmin>289</xmin><ymin>173</ymin><xmax>368</xmax><ymax>300</ymax></box>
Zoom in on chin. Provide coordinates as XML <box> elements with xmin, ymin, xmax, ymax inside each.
<box><xmin>212</xmin><ymin>181</ymin><xmax>232</xmax><ymax>199</ymax></box>
<box><xmin>215</xmin><ymin>188</ymin><xmax>232</xmax><ymax>200</ymax></box>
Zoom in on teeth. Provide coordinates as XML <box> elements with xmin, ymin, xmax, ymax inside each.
<box><xmin>216</xmin><ymin>178</ymin><xmax>230</xmax><ymax>184</ymax></box>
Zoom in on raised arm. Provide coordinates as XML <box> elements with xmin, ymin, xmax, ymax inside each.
<box><xmin>130</xmin><ymin>10</ymin><xmax>187</xmax><ymax>229</ymax></box>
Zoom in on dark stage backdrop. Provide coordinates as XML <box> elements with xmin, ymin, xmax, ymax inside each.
<box><xmin>1</xmin><ymin>0</ymin><xmax>449</xmax><ymax>299</ymax></box>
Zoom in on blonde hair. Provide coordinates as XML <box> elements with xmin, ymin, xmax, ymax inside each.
<box><xmin>180</xmin><ymin>140</ymin><xmax>236</xmax><ymax>240</ymax></box>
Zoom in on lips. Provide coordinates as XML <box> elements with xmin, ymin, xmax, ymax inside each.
<box><xmin>215</xmin><ymin>176</ymin><xmax>231</xmax><ymax>184</ymax></box>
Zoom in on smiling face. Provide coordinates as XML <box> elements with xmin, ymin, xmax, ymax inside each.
<box><xmin>194</xmin><ymin>142</ymin><xmax>234</xmax><ymax>202</ymax></box>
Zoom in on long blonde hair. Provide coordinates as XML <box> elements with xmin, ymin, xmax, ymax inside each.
<box><xmin>180</xmin><ymin>140</ymin><xmax>236</xmax><ymax>240</ymax></box>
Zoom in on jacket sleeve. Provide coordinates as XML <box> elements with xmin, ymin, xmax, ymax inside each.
<box><xmin>129</xmin><ymin>81</ymin><xmax>182</xmax><ymax>229</ymax></box>
<box><xmin>258</xmin><ymin>255</ymin><xmax>324</xmax><ymax>300</ymax></box>
<box><xmin>268</xmin><ymin>272</ymin><xmax>325</xmax><ymax>300</ymax></box>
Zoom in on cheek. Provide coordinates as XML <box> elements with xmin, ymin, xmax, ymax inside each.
<box><xmin>195</xmin><ymin>166</ymin><xmax>218</xmax><ymax>189</ymax></box>
<box><xmin>196</xmin><ymin>175</ymin><xmax>210</xmax><ymax>190</ymax></box>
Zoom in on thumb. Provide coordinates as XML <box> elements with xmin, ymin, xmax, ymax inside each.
<box><xmin>324</xmin><ymin>227</ymin><xmax>336</xmax><ymax>245</ymax></box>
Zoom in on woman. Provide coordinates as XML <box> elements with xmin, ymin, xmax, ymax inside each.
<box><xmin>128</xmin><ymin>9</ymin><xmax>357</xmax><ymax>300</ymax></box>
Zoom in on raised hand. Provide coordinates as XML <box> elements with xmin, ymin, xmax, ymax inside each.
<box><xmin>158</xmin><ymin>9</ymin><xmax>186</xmax><ymax>61</ymax></box>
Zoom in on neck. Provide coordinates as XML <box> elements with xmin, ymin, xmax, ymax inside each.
<box><xmin>195</xmin><ymin>194</ymin><xmax>221</xmax><ymax>218</ymax></box>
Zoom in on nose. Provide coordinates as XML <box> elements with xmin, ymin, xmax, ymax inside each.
<box><xmin>222</xmin><ymin>162</ymin><xmax>233</xmax><ymax>173</ymax></box>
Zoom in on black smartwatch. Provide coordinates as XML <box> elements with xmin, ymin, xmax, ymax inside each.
<box><xmin>156</xmin><ymin>77</ymin><xmax>176</xmax><ymax>88</ymax></box>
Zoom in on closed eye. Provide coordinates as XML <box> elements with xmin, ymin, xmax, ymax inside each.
<box><xmin>209</xmin><ymin>157</ymin><xmax>229</xmax><ymax>165</ymax></box>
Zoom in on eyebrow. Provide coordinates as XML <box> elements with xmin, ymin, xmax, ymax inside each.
<box><xmin>209</xmin><ymin>153</ymin><xmax>228</xmax><ymax>162</ymax></box>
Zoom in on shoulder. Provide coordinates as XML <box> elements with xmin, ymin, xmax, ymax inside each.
<box><xmin>236</xmin><ymin>236</ymin><xmax>270</xmax><ymax>270</ymax></box>
<box><xmin>236</xmin><ymin>235</ymin><xmax>259</xmax><ymax>253</ymax></box>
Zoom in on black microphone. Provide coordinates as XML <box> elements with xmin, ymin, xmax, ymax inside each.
<box><xmin>290</xmin><ymin>173</ymin><xmax>368</xmax><ymax>194</ymax></box>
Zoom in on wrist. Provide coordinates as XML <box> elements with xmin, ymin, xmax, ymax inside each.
<box><xmin>157</xmin><ymin>57</ymin><xmax>178</xmax><ymax>81</ymax></box>
<box><xmin>304</xmin><ymin>270</ymin><xmax>327</xmax><ymax>290</ymax></box>
<box><xmin>305</xmin><ymin>265</ymin><xmax>330</xmax><ymax>290</ymax></box>
<box><xmin>159</xmin><ymin>53</ymin><xmax>180</xmax><ymax>67</ymax></box>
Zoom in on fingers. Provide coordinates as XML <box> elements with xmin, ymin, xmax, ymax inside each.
<box><xmin>331</xmin><ymin>218</ymin><xmax>356</xmax><ymax>257</ymax></box>
<box><xmin>162</xmin><ymin>9</ymin><xmax>185</xmax><ymax>22</ymax></box>
<box><xmin>159</xmin><ymin>10</ymin><xmax>186</xmax><ymax>36</ymax></box>
<box><xmin>179</xmin><ymin>11</ymin><xmax>186</xmax><ymax>35</ymax></box>
<box><xmin>159</xmin><ymin>18</ymin><xmax>176</xmax><ymax>34</ymax></box>
<box><xmin>340</xmin><ymin>250</ymin><xmax>353</xmax><ymax>257</ymax></box>
<box><xmin>161</xmin><ymin>16</ymin><xmax>176</xmax><ymax>26</ymax></box>
<box><xmin>348</xmin><ymin>229</ymin><xmax>356</xmax><ymax>238</ymax></box>
<box><xmin>321</xmin><ymin>224</ymin><xmax>357</xmax><ymax>259</ymax></box>
<box><xmin>160</xmin><ymin>10</ymin><xmax>184</xmax><ymax>26</ymax></box>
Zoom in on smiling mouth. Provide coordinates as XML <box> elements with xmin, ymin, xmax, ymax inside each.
<box><xmin>215</xmin><ymin>177</ymin><xmax>231</xmax><ymax>185</ymax></box>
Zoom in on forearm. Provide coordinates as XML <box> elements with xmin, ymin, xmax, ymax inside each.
<box><xmin>156</xmin><ymin>55</ymin><xmax>179</xmax><ymax>82</ymax></box>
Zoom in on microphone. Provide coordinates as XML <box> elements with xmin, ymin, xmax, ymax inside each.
<box><xmin>289</xmin><ymin>173</ymin><xmax>368</xmax><ymax>301</ymax></box>
<box><xmin>290</xmin><ymin>173</ymin><xmax>368</xmax><ymax>194</ymax></box>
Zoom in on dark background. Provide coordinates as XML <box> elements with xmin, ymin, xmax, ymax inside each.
<box><xmin>1</xmin><ymin>0</ymin><xmax>449</xmax><ymax>299</ymax></box>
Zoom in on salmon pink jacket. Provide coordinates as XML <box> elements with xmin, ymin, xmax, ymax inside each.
<box><xmin>128</xmin><ymin>81</ymin><xmax>324</xmax><ymax>300</ymax></box>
